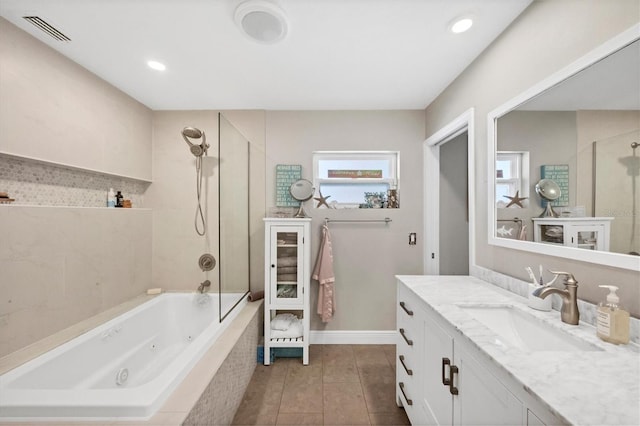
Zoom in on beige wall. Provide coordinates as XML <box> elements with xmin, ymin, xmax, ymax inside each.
<box><xmin>439</xmin><ymin>132</ymin><xmax>469</xmax><ymax>275</ymax></box>
<box><xmin>496</xmin><ymin>111</ymin><xmax>577</xmax><ymax>232</ymax></box>
<box><xmin>576</xmin><ymin>110</ymin><xmax>640</xmax><ymax>215</ymax></box>
<box><xmin>265</xmin><ymin>111</ymin><xmax>424</xmax><ymax>331</ymax></box>
<box><xmin>0</xmin><ymin>18</ymin><xmax>152</xmax><ymax>180</ymax></box>
<box><xmin>577</xmin><ymin>110</ymin><xmax>640</xmax><ymax>255</ymax></box>
<box><xmin>425</xmin><ymin>0</ymin><xmax>640</xmax><ymax>316</ymax></box>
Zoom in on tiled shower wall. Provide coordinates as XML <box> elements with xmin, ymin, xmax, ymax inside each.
<box><xmin>0</xmin><ymin>154</ymin><xmax>149</xmax><ymax>207</ymax></box>
<box><xmin>0</xmin><ymin>205</ymin><xmax>152</xmax><ymax>357</ymax></box>
<box><xmin>0</xmin><ymin>155</ymin><xmax>153</xmax><ymax>357</ymax></box>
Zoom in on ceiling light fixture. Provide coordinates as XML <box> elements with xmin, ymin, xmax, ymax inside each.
<box><xmin>449</xmin><ymin>17</ymin><xmax>473</xmax><ymax>34</ymax></box>
<box><xmin>147</xmin><ymin>60</ymin><xmax>166</xmax><ymax>71</ymax></box>
<box><xmin>234</xmin><ymin>0</ymin><xmax>288</xmax><ymax>44</ymax></box>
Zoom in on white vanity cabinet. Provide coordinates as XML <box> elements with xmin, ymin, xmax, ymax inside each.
<box><xmin>531</xmin><ymin>217</ymin><xmax>612</xmax><ymax>251</ymax></box>
<box><xmin>263</xmin><ymin>218</ymin><xmax>311</xmax><ymax>365</ymax></box>
<box><xmin>397</xmin><ymin>280</ymin><xmax>558</xmax><ymax>426</ymax></box>
<box><xmin>396</xmin><ymin>284</ymin><xmax>425</xmax><ymax>422</ymax></box>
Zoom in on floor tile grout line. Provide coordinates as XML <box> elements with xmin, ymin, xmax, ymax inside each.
<box><xmin>235</xmin><ymin>345</ymin><xmax>406</xmax><ymax>426</ymax></box>
<box><xmin>274</xmin><ymin>361</ymin><xmax>288</xmax><ymax>425</ymax></box>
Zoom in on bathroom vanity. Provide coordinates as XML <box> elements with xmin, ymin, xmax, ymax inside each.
<box><xmin>395</xmin><ymin>275</ymin><xmax>639</xmax><ymax>426</ymax></box>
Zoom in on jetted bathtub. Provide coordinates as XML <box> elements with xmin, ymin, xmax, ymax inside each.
<box><xmin>0</xmin><ymin>292</ymin><xmax>247</xmax><ymax>421</ymax></box>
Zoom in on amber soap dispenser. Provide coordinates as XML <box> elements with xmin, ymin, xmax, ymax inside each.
<box><xmin>596</xmin><ymin>285</ymin><xmax>630</xmax><ymax>345</ymax></box>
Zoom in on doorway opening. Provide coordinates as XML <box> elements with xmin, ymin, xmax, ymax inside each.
<box><xmin>423</xmin><ymin>108</ymin><xmax>475</xmax><ymax>275</ymax></box>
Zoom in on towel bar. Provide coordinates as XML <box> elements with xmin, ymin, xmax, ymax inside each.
<box><xmin>324</xmin><ymin>217</ymin><xmax>391</xmax><ymax>225</ymax></box>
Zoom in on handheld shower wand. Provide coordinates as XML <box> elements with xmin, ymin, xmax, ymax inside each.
<box><xmin>181</xmin><ymin>126</ymin><xmax>208</xmax><ymax>236</ymax></box>
<box><xmin>182</xmin><ymin>126</ymin><xmax>209</xmax><ymax>157</ymax></box>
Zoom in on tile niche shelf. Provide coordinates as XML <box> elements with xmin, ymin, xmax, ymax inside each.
<box><xmin>0</xmin><ymin>152</ymin><xmax>151</xmax><ymax>209</ymax></box>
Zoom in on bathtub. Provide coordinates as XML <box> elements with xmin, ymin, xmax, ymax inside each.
<box><xmin>0</xmin><ymin>292</ymin><xmax>248</xmax><ymax>421</ymax></box>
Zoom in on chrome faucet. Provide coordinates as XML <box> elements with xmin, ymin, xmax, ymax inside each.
<box><xmin>197</xmin><ymin>279</ymin><xmax>211</xmax><ymax>294</ymax></box>
<box><xmin>533</xmin><ymin>271</ymin><xmax>579</xmax><ymax>325</ymax></box>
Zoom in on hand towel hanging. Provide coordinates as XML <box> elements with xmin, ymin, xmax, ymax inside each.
<box><xmin>312</xmin><ymin>224</ymin><xmax>335</xmax><ymax>323</ymax></box>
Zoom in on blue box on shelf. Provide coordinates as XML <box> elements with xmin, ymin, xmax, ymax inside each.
<box><xmin>257</xmin><ymin>346</ymin><xmax>303</xmax><ymax>362</ymax></box>
<box><xmin>273</xmin><ymin>347</ymin><xmax>303</xmax><ymax>358</ymax></box>
<box><xmin>257</xmin><ymin>345</ymin><xmax>275</xmax><ymax>363</ymax></box>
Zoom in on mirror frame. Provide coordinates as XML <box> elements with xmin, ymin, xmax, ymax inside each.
<box><xmin>487</xmin><ymin>23</ymin><xmax>640</xmax><ymax>272</ymax></box>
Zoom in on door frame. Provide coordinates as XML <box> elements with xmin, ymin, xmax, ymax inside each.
<box><xmin>423</xmin><ymin>108</ymin><xmax>475</xmax><ymax>275</ymax></box>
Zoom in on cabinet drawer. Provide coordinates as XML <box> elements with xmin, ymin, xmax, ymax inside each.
<box><xmin>397</xmin><ymin>282</ymin><xmax>422</xmax><ymax>375</ymax></box>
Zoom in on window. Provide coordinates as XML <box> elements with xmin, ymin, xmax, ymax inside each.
<box><xmin>313</xmin><ymin>151</ymin><xmax>399</xmax><ymax>208</ymax></box>
<box><xmin>496</xmin><ymin>151</ymin><xmax>529</xmax><ymax>208</ymax></box>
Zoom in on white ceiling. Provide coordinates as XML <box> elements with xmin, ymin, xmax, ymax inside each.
<box><xmin>517</xmin><ymin>39</ymin><xmax>640</xmax><ymax>111</ymax></box>
<box><xmin>0</xmin><ymin>0</ymin><xmax>532</xmax><ymax>110</ymax></box>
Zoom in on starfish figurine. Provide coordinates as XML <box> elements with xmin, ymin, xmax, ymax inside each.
<box><xmin>314</xmin><ymin>190</ymin><xmax>332</xmax><ymax>209</ymax></box>
<box><xmin>503</xmin><ymin>191</ymin><xmax>528</xmax><ymax>208</ymax></box>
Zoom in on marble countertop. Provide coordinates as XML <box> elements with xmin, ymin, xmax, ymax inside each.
<box><xmin>396</xmin><ymin>275</ymin><xmax>640</xmax><ymax>426</ymax></box>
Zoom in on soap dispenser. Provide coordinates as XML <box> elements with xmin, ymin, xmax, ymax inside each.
<box><xmin>596</xmin><ymin>285</ymin><xmax>629</xmax><ymax>345</ymax></box>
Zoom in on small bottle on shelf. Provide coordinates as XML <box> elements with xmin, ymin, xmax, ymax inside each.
<box><xmin>107</xmin><ymin>188</ymin><xmax>116</xmax><ymax>208</ymax></box>
<box><xmin>115</xmin><ymin>191</ymin><xmax>124</xmax><ymax>208</ymax></box>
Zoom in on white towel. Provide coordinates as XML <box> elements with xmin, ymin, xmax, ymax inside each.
<box><xmin>277</xmin><ymin>257</ymin><xmax>297</xmax><ymax>267</ymax></box>
<box><xmin>270</xmin><ymin>313</ymin><xmax>299</xmax><ymax>331</ymax></box>
<box><xmin>312</xmin><ymin>224</ymin><xmax>335</xmax><ymax>323</ymax></box>
<box><xmin>270</xmin><ymin>319</ymin><xmax>304</xmax><ymax>338</ymax></box>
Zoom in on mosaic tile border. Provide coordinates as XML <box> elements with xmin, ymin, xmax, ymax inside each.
<box><xmin>0</xmin><ymin>154</ymin><xmax>150</xmax><ymax>208</ymax></box>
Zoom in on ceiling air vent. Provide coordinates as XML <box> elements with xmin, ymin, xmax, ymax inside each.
<box><xmin>22</xmin><ymin>16</ymin><xmax>70</xmax><ymax>41</ymax></box>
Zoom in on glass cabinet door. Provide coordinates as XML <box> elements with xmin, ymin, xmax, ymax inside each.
<box><xmin>270</xmin><ymin>226</ymin><xmax>304</xmax><ymax>306</ymax></box>
<box><xmin>568</xmin><ymin>226</ymin><xmax>605</xmax><ymax>251</ymax></box>
<box><xmin>539</xmin><ymin>224</ymin><xmax>565</xmax><ymax>245</ymax></box>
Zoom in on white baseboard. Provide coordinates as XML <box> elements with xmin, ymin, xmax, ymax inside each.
<box><xmin>309</xmin><ymin>330</ymin><xmax>397</xmax><ymax>345</ymax></box>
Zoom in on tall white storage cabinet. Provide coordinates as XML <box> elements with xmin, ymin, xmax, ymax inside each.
<box><xmin>263</xmin><ymin>218</ymin><xmax>311</xmax><ymax>365</ymax></box>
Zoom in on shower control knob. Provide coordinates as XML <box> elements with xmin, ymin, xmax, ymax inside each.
<box><xmin>198</xmin><ymin>253</ymin><xmax>216</xmax><ymax>271</ymax></box>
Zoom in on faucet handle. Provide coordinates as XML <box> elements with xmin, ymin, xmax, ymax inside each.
<box><xmin>548</xmin><ymin>271</ymin><xmax>578</xmax><ymax>286</ymax></box>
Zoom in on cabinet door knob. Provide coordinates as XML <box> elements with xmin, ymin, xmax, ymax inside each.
<box><xmin>271</xmin><ymin>264</ymin><xmax>275</xmax><ymax>268</ymax></box>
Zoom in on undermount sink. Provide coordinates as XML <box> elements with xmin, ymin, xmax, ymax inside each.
<box><xmin>458</xmin><ymin>305</ymin><xmax>602</xmax><ymax>352</ymax></box>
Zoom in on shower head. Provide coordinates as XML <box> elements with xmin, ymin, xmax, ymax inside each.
<box><xmin>181</xmin><ymin>126</ymin><xmax>208</xmax><ymax>157</ymax></box>
<box><xmin>182</xmin><ymin>127</ymin><xmax>203</xmax><ymax>139</ymax></box>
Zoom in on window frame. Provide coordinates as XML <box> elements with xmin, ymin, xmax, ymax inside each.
<box><xmin>312</xmin><ymin>151</ymin><xmax>400</xmax><ymax>208</ymax></box>
<box><xmin>495</xmin><ymin>151</ymin><xmax>529</xmax><ymax>208</ymax></box>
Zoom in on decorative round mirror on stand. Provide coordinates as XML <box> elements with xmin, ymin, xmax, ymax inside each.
<box><xmin>289</xmin><ymin>179</ymin><xmax>315</xmax><ymax>218</ymax></box>
<box><xmin>535</xmin><ymin>179</ymin><xmax>561</xmax><ymax>217</ymax></box>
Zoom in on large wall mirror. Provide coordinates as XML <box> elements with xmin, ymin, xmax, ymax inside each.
<box><xmin>488</xmin><ymin>25</ymin><xmax>640</xmax><ymax>271</ymax></box>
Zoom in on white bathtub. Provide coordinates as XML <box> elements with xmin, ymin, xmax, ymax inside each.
<box><xmin>0</xmin><ymin>292</ymin><xmax>248</xmax><ymax>421</ymax></box>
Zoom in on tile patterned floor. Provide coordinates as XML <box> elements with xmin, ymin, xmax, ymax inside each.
<box><xmin>232</xmin><ymin>345</ymin><xmax>410</xmax><ymax>426</ymax></box>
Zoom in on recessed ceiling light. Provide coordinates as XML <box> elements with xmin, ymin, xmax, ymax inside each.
<box><xmin>449</xmin><ymin>17</ymin><xmax>473</xmax><ymax>34</ymax></box>
<box><xmin>147</xmin><ymin>60</ymin><xmax>166</xmax><ymax>71</ymax></box>
<box><xmin>235</xmin><ymin>0</ymin><xmax>288</xmax><ymax>44</ymax></box>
